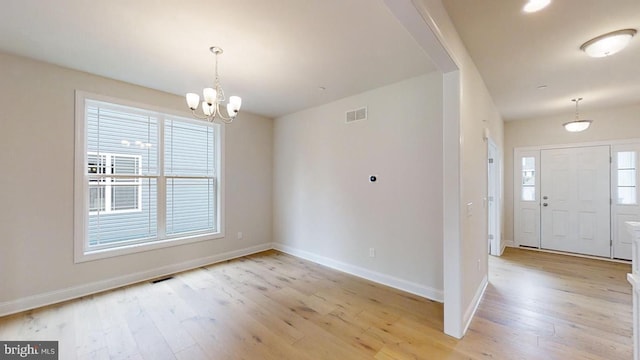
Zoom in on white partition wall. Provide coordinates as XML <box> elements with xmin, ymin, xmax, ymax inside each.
<box><xmin>625</xmin><ymin>222</ymin><xmax>640</xmax><ymax>360</ymax></box>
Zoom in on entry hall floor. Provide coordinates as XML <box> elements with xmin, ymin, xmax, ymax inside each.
<box><xmin>0</xmin><ymin>248</ymin><xmax>632</xmax><ymax>359</ymax></box>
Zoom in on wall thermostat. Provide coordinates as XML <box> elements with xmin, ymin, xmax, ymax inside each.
<box><xmin>369</xmin><ymin>175</ymin><xmax>377</xmax><ymax>182</ymax></box>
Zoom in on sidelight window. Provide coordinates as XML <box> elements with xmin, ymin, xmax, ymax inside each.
<box><xmin>521</xmin><ymin>156</ymin><xmax>536</xmax><ymax>201</ymax></box>
<box><xmin>617</xmin><ymin>151</ymin><xmax>637</xmax><ymax>205</ymax></box>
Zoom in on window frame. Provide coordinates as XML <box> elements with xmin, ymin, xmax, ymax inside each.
<box><xmin>74</xmin><ymin>91</ymin><xmax>225</xmax><ymax>263</ymax></box>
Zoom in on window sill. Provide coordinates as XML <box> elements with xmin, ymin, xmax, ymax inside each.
<box><xmin>74</xmin><ymin>231</ymin><xmax>225</xmax><ymax>263</ymax></box>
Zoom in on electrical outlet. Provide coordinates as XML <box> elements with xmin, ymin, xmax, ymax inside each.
<box><xmin>369</xmin><ymin>248</ymin><xmax>376</xmax><ymax>258</ymax></box>
<box><xmin>237</xmin><ymin>232</ymin><xmax>243</xmax><ymax>240</ymax></box>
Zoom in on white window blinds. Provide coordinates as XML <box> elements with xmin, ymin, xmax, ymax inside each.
<box><xmin>86</xmin><ymin>103</ymin><xmax>157</xmax><ymax>249</ymax></box>
<box><xmin>165</xmin><ymin>118</ymin><xmax>217</xmax><ymax>236</ymax></box>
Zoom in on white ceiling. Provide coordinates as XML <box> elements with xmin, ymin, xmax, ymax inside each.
<box><xmin>443</xmin><ymin>0</ymin><xmax>640</xmax><ymax>121</ymax></box>
<box><xmin>0</xmin><ymin>0</ymin><xmax>436</xmax><ymax>118</ymax></box>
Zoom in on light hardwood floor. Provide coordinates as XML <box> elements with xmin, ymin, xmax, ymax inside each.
<box><xmin>0</xmin><ymin>248</ymin><xmax>632</xmax><ymax>359</ymax></box>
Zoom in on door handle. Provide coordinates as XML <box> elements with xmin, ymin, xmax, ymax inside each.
<box><xmin>543</xmin><ymin>203</ymin><xmax>548</xmax><ymax>207</ymax></box>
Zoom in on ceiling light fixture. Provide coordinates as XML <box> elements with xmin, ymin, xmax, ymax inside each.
<box><xmin>186</xmin><ymin>46</ymin><xmax>242</xmax><ymax>124</ymax></box>
<box><xmin>523</xmin><ymin>0</ymin><xmax>551</xmax><ymax>13</ymax></box>
<box><xmin>580</xmin><ymin>29</ymin><xmax>637</xmax><ymax>58</ymax></box>
<box><xmin>563</xmin><ymin>98</ymin><xmax>592</xmax><ymax>132</ymax></box>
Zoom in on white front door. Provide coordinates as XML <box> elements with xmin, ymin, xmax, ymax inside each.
<box><xmin>540</xmin><ymin>146</ymin><xmax>611</xmax><ymax>257</ymax></box>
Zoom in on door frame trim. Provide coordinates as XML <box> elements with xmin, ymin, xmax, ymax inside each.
<box><xmin>488</xmin><ymin>138</ymin><xmax>501</xmax><ymax>256</ymax></box>
<box><xmin>515</xmin><ymin>138</ymin><xmax>640</xmax><ymax>152</ymax></box>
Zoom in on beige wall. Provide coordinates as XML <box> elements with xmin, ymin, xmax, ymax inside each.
<box><xmin>273</xmin><ymin>73</ymin><xmax>445</xmax><ymax>299</ymax></box>
<box><xmin>0</xmin><ymin>52</ymin><xmax>273</xmax><ymax>310</ymax></box>
<box><xmin>504</xmin><ymin>103</ymin><xmax>640</xmax><ymax>242</ymax></box>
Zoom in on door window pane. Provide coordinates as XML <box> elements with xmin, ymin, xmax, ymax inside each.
<box><xmin>521</xmin><ymin>157</ymin><xmax>536</xmax><ymax>201</ymax></box>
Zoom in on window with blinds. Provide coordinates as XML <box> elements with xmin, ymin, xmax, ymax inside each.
<box><xmin>75</xmin><ymin>92</ymin><xmax>222</xmax><ymax>261</ymax></box>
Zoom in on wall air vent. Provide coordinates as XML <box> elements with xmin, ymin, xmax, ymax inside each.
<box><xmin>150</xmin><ymin>276</ymin><xmax>174</xmax><ymax>284</ymax></box>
<box><xmin>346</xmin><ymin>107</ymin><xmax>367</xmax><ymax>123</ymax></box>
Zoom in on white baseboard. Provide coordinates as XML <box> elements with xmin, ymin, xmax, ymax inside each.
<box><xmin>273</xmin><ymin>243</ymin><xmax>444</xmax><ymax>303</ymax></box>
<box><xmin>462</xmin><ymin>274</ymin><xmax>488</xmax><ymax>335</ymax></box>
<box><xmin>500</xmin><ymin>241</ymin><xmax>507</xmax><ymax>255</ymax></box>
<box><xmin>0</xmin><ymin>243</ymin><xmax>272</xmax><ymax>317</ymax></box>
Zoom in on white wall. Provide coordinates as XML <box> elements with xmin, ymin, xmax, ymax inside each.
<box><xmin>273</xmin><ymin>73</ymin><xmax>444</xmax><ymax>299</ymax></box>
<box><xmin>504</xmin><ymin>103</ymin><xmax>640</xmax><ymax>243</ymax></box>
<box><xmin>0</xmin><ymin>52</ymin><xmax>273</xmax><ymax>313</ymax></box>
<box><xmin>411</xmin><ymin>0</ymin><xmax>505</xmax><ymax>336</ymax></box>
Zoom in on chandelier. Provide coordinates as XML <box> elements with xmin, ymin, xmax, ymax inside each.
<box><xmin>186</xmin><ymin>46</ymin><xmax>242</xmax><ymax>123</ymax></box>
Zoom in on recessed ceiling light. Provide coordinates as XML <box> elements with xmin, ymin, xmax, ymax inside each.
<box><xmin>580</xmin><ymin>29</ymin><xmax>637</xmax><ymax>57</ymax></box>
<box><xmin>523</xmin><ymin>0</ymin><xmax>551</xmax><ymax>13</ymax></box>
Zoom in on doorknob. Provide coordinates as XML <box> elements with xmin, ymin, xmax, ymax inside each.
<box><xmin>543</xmin><ymin>203</ymin><xmax>548</xmax><ymax>207</ymax></box>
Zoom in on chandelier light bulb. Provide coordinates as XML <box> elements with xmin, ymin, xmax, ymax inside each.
<box><xmin>229</xmin><ymin>96</ymin><xmax>242</xmax><ymax>108</ymax></box>
<box><xmin>202</xmin><ymin>102</ymin><xmax>214</xmax><ymax>116</ymax></box>
<box><xmin>186</xmin><ymin>93</ymin><xmax>200</xmax><ymax>110</ymax></box>
<box><xmin>203</xmin><ymin>88</ymin><xmax>217</xmax><ymax>105</ymax></box>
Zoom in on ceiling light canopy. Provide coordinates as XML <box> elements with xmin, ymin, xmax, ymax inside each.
<box><xmin>580</xmin><ymin>29</ymin><xmax>637</xmax><ymax>58</ymax></box>
<box><xmin>186</xmin><ymin>46</ymin><xmax>242</xmax><ymax>124</ymax></box>
<box><xmin>563</xmin><ymin>98</ymin><xmax>592</xmax><ymax>132</ymax></box>
<box><xmin>523</xmin><ymin>0</ymin><xmax>551</xmax><ymax>13</ymax></box>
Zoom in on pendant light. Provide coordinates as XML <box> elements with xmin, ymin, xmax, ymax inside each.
<box><xmin>563</xmin><ymin>98</ymin><xmax>592</xmax><ymax>132</ymax></box>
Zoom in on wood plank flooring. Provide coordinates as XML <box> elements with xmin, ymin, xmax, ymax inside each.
<box><xmin>0</xmin><ymin>248</ymin><xmax>632</xmax><ymax>359</ymax></box>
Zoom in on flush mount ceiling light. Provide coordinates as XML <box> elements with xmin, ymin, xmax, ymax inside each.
<box><xmin>186</xmin><ymin>46</ymin><xmax>242</xmax><ymax>124</ymax></box>
<box><xmin>580</xmin><ymin>29</ymin><xmax>637</xmax><ymax>58</ymax></box>
<box><xmin>563</xmin><ymin>98</ymin><xmax>593</xmax><ymax>132</ymax></box>
<box><xmin>523</xmin><ymin>0</ymin><xmax>551</xmax><ymax>13</ymax></box>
